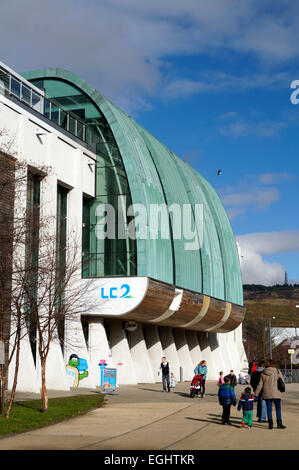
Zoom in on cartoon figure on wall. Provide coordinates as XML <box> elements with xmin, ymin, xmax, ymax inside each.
<box><xmin>66</xmin><ymin>354</ymin><xmax>89</xmax><ymax>389</ymax></box>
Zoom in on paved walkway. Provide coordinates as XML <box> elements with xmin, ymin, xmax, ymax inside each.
<box><xmin>0</xmin><ymin>381</ymin><xmax>298</xmax><ymax>450</ymax></box>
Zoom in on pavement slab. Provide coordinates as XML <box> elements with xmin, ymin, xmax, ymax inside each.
<box><xmin>0</xmin><ymin>381</ymin><xmax>298</xmax><ymax>450</ymax></box>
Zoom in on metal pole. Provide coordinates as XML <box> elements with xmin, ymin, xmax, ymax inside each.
<box><xmin>269</xmin><ymin>319</ymin><xmax>272</xmax><ymax>360</ymax></box>
<box><xmin>291</xmin><ymin>353</ymin><xmax>293</xmax><ymax>384</ymax></box>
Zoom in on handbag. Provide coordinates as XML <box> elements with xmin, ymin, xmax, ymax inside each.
<box><xmin>277</xmin><ymin>372</ymin><xmax>285</xmax><ymax>393</ymax></box>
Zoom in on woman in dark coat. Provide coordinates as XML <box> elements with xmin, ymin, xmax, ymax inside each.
<box><xmin>254</xmin><ymin>360</ymin><xmax>286</xmax><ymax>429</ymax></box>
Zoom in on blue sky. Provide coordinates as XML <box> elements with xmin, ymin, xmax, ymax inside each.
<box><xmin>0</xmin><ymin>0</ymin><xmax>298</xmax><ymax>284</ymax></box>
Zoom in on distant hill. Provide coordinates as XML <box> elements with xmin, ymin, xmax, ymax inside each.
<box><xmin>243</xmin><ymin>284</ymin><xmax>299</xmax><ymax>327</ymax></box>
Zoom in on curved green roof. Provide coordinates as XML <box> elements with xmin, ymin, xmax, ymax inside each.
<box><xmin>22</xmin><ymin>68</ymin><xmax>243</xmax><ymax>306</ymax></box>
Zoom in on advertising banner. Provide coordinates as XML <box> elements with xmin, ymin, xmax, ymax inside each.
<box><xmin>101</xmin><ymin>367</ymin><xmax>118</xmax><ymax>394</ymax></box>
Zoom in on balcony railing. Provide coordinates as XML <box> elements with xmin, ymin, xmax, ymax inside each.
<box><xmin>0</xmin><ymin>65</ymin><xmax>98</xmax><ymax>148</ymax></box>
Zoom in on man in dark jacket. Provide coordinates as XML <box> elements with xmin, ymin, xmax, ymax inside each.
<box><xmin>158</xmin><ymin>357</ymin><xmax>171</xmax><ymax>392</ymax></box>
<box><xmin>218</xmin><ymin>376</ymin><xmax>236</xmax><ymax>425</ymax></box>
<box><xmin>225</xmin><ymin>370</ymin><xmax>237</xmax><ymax>388</ymax></box>
<box><xmin>250</xmin><ymin>361</ymin><xmax>266</xmax><ymax>422</ymax></box>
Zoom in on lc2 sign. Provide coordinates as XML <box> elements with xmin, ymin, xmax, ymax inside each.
<box><xmin>100</xmin><ymin>283</ymin><xmax>133</xmax><ymax>300</ymax></box>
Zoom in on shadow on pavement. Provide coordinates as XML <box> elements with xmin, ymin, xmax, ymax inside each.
<box><xmin>185</xmin><ymin>416</ymin><xmax>240</xmax><ymax>428</ymax></box>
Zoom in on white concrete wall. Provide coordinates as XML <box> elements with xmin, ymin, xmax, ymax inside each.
<box><xmin>173</xmin><ymin>329</ymin><xmax>194</xmax><ymax>381</ymax></box>
<box><xmin>159</xmin><ymin>326</ymin><xmax>181</xmax><ymax>381</ymax></box>
<box><xmin>197</xmin><ymin>332</ymin><xmax>219</xmax><ymax>380</ymax></box>
<box><xmin>185</xmin><ymin>330</ymin><xmax>202</xmax><ymax>370</ymax></box>
<box><xmin>127</xmin><ymin>324</ymin><xmax>155</xmax><ymax>383</ymax></box>
<box><xmin>143</xmin><ymin>325</ymin><xmax>164</xmax><ymax>382</ymax></box>
<box><xmin>88</xmin><ymin>317</ymin><xmax>114</xmax><ymax>388</ymax></box>
<box><xmin>208</xmin><ymin>333</ymin><xmax>227</xmax><ymax>378</ymax></box>
<box><xmin>109</xmin><ymin>319</ymin><xmax>137</xmax><ymax>385</ymax></box>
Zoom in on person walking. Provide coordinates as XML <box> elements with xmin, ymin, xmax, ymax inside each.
<box><xmin>237</xmin><ymin>386</ymin><xmax>258</xmax><ymax>429</ymax></box>
<box><xmin>225</xmin><ymin>370</ymin><xmax>237</xmax><ymax>388</ymax></box>
<box><xmin>218</xmin><ymin>375</ymin><xmax>237</xmax><ymax>425</ymax></box>
<box><xmin>248</xmin><ymin>359</ymin><xmax>255</xmax><ymax>376</ymax></box>
<box><xmin>250</xmin><ymin>361</ymin><xmax>267</xmax><ymax>423</ymax></box>
<box><xmin>254</xmin><ymin>360</ymin><xmax>286</xmax><ymax>429</ymax></box>
<box><xmin>217</xmin><ymin>371</ymin><xmax>224</xmax><ymax>386</ymax></box>
<box><xmin>158</xmin><ymin>357</ymin><xmax>171</xmax><ymax>392</ymax></box>
<box><xmin>194</xmin><ymin>360</ymin><xmax>208</xmax><ymax>397</ymax></box>
<box><xmin>251</xmin><ymin>360</ymin><xmax>257</xmax><ymax>374</ymax></box>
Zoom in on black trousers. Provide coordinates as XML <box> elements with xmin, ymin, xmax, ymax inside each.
<box><xmin>222</xmin><ymin>405</ymin><xmax>231</xmax><ymax>423</ymax></box>
<box><xmin>200</xmin><ymin>379</ymin><xmax>206</xmax><ymax>396</ymax></box>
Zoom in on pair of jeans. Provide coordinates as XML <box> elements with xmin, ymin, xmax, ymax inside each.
<box><xmin>265</xmin><ymin>399</ymin><xmax>282</xmax><ymax>421</ymax></box>
<box><xmin>162</xmin><ymin>374</ymin><xmax>170</xmax><ymax>391</ymax></box>
<box><xmin>243</xmin><ymin>410</ymin><xmax>253</xmax><ymax>426</ymax></box>
<box><xmin>222</xmin><ymin>405</ymin><xmax>231</xmax><ymax>423</ymax></box>
<box><xmin>257</xmin><ymin>397</ymin><xmax>267</xmax><ymax>421</ymax></box>
<box><xmin>200</xmin><ymin>379</ymin><xmax>206</xmax><ymax>396</ymax></box>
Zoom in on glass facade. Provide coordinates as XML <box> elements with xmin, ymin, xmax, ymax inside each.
<box><xmin>22</xmin><ymin>68</ymin><xmax>243</xmax><ymax>306</ymax></box>
<box><xmin>29</xmin><ymin>78</ymin><xmax>137</xmax><ymax>279</ymax></box>
<box><xmin>56</xmin><ymin>185</ymin><xmax>68</xmax><ymax>351</ymax></box>
<box><xmin>25</xmin><ymin>172</ymin><xmax>41</xmax><ymax>365</ymax></box>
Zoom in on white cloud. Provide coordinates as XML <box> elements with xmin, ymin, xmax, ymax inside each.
<box><xmin>220</xmin><ymin>187</ymin><xmax>280</xmax><ymax>212</ymax></box>
<box><xmin>219</xmin><ymin>118</ymin><xmax>286</xmax><ymax>138</ymax></box>
<box><xmin>1</xmin><ymin>0</ymin><xmax>299</xmax><ymax>111</ymax></box>
<box><xmin>258</xmin><ymin>173</ymin><xmax>296</xmax><ymax>185</ymax></box>
<box><xmin>218</xmin><ymin>170</ymin><xmax>296</xmax><ymax>221</ymax></box>
<box><xmin>237</xmin><ymin>230</ymin><xmax>299</xmax><ymax>286</ymax></box>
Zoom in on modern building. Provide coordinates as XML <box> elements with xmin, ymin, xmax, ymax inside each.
<box><xmin>0</xmin><ymin>61</ymin><xmax>247</xmax><ymax>392</ymax></box>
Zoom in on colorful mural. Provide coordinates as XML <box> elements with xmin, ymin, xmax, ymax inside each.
<box><xmin>66</xmin><ymin>354</ymin><xmax>89</xmax><ymax>389</ymax></box>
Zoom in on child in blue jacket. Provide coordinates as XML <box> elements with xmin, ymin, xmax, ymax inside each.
<box><xmin>218</xmin><ymin>375</ymin><xmax>236</xmax><ymax>425</ymax></box>
<box><xmin>237</xmin><ymin>386</ymin><xmax>258</xmax><ymax>429</ymax></box>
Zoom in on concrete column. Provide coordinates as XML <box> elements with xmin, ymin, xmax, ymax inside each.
<box><xmin>127</xmin><ymin>324</ymin><xmax>155</xmax><ymax>383</ymax></box>
<box><xmin>109</xmin><ymin>319</ymin><xmax>137</xmax><ymax>384</ymax></box>
<box><xmin>197</xmin><ymin>331</ymin><xmax>218</xmax><ymax>380</ymax></box>
<box><xmin>234</xmin><ymin>324</ymin><xmax>248</xmax><ymax>371</ymax></box>
<box><xmin>158</xmin><ymin>327</ymin><xmax>181</xmax><ymax>381</ymax></box>
<box><xmin>217</xmin><ymin>332</ymin><xmax>240</xmax><ymax>378</ymax></box>
<box><xmin>88</xmin><ymin>317</ymin><xmax>115</xmax><ymax>388</ymax></box>
<box><xmin>173</xmin><ymin>329</ymin><xmax>194</xmax><ymax>381</ymax></box>
<box><xmin>143</xmin><ymin>325</ymin><xmax>164</xmax><ymax>382</ymax></box>
<box><xmin>185</xmin><ymin>329</ymin><xmax>202</xmax><ymax>369</ymax></box>
<box><xmin>208</xmin><ymin>333</ymin><xmax>226</xmax><ymax>377</ymax></box>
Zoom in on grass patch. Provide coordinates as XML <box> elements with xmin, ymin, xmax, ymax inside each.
<box><xmin>0</xmin><ymin>394</ymin><xmax>105</xmax><ymax>437</ymax></box>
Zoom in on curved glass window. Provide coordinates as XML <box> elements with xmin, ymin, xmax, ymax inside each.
<box><xmin>30</xmin><ymin>78</ymin><xmax>137</xmax><ymax>278</ymax></box>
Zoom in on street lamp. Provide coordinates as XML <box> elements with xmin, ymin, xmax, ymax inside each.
<box><xmin>269</xmin><ymin>316</ymin><xmax>276</xmax><ymax>360</ymax></box>
<box><xmin>296</xmin><ymin>305</ymin><xmax>299</xmax><ymax>337</ymax></box>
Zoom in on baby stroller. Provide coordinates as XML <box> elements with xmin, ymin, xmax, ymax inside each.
<box><xmin>190</xmin><ymin>374</ymin><xmax>204</xmax><ymax>398</ymax></box>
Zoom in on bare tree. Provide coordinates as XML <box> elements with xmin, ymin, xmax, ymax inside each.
<box><xmin>0</xmin><ymin>142</ymin><xmax>96</xmax><ymax>415</ymax></box>
<box><xmin>23</xmin><ymin>221</ymin><xmax>95</xmax><ymax>412</ymax></box>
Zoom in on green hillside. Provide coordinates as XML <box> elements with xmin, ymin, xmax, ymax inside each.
<box><xmin>243</xmin><ymin>284</ymin><xmax>299</xmax><ymax>327</ymax></box>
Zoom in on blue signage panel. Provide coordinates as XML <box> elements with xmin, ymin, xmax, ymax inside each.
<box><xmin>102</xmin><ymin>367</ymin><xmax>117</xmax><ymax>391</ymax></box>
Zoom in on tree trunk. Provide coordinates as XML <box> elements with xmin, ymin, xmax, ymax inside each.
<box><xmin>5</xmin><ymin>331</ymin><xmax>21</xmax><ymax>418</ymax></box>
<box><xmin>41</xmin><ymin>358</ymin><xmax>48</xmax><ymax>412</ymax></box>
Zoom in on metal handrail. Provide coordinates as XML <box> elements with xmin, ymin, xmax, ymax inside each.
<box><xmin>0</xmin><ymin>65</ymin><xmax>98</xmax><ymax>147</ymax></box>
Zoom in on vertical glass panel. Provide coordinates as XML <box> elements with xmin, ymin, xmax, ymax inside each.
<box><xmin>32</xmin><ymin>91</ymin><xmax>43</xmax><ymax>113</ymax></box>
<box><xmin>21</xmin><ymin>84</ymin><xmax>31</xmax><ymax>105</ymax></box>
<box><xmin>50</xmin><ymin>103</ymin><xmax>59</xmax><ymax>125</ymax></box>
<box><xmin>68</xmin><ymin>115</ymin><xmax>76</xmax><ymax>135</ymax></box>
<box><xmin>44</xmin><ymin>99</ymin><xmax>51</xmax><ymax>119</ymax></box>
<box><xmin>10</xmin><ymin>76</ymin><xmax>21</xmax><ymax>99</ymax></box>
<box><xmin>59</xmin><ymin>109</ymin><xmax>67</xmax><ymax>129</ymax></box>
<box><xmin>77</xmin><ymin>120</ymin><xmax>84</xmax><ymax>140</ymax></box>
